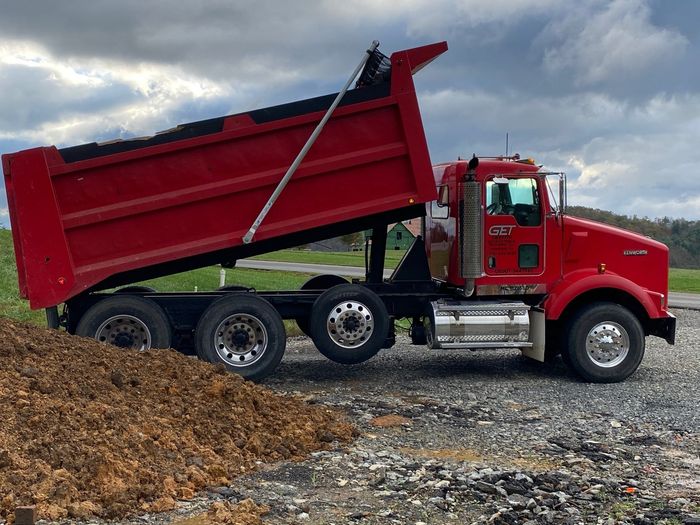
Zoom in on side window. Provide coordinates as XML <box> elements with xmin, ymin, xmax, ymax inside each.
<box><xmin>486</xmin><ymin>177</ymin><xmax>541</xmax><ymax>226</ymax></box>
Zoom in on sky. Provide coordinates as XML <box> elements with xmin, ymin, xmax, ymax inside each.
<box><xmin>1</xmin><ymin>0</ymin><xmax>699</xmax><ymax>228</ymax></box>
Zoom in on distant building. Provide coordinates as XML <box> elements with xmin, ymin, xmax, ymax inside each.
<box><xmin>359</xmin><ymin>219</ymin><xmax>422</xmax><ymax>251</ymax></box>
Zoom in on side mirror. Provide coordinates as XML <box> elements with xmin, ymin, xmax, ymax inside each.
<box><xmin>437</xmin><ymin>185</ymin><xmax>449</xmax><ymax>206</ymax></box>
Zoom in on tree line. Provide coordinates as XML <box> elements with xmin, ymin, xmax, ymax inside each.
<box><xmin>568</xmin><ymin>206</ymin><xmax>700</xmax><ymax>269</ymax></box>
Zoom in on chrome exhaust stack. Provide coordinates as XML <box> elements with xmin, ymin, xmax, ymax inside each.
<box><xmin>461</xmin><ymin>156</ymin><xmax>482</xmax><ymax>297</ymax></box>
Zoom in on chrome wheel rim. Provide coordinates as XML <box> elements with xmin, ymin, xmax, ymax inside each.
<box><xmin>214</xmin><ymin>313</ymin><xmax>267</xmax><ymax>367</ymax></box>
<box><xmin>96</xmin><ymin>315</ymin><xmax>151</xmax><ymax>350</ymax></box>
<box><xmin>585</xmin><ymin>321</ymin><xmax>630</xmax><ymax>368</ymax></box>
<box><xmin>327</xmin><ymin>300</ymin><xmax>374</xmax><ymax>349</ymax></box>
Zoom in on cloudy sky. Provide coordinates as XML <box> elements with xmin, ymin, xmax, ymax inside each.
<box><xmin>1</xmin><ymin>0</ymin><xmax>698</xmax><ymax>228</ymax></box>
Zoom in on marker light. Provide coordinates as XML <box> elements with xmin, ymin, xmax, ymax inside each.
<box><xmin>598</xmin><ymin>263</ymin><xmax>606</xmax><ymax>274</ymax></box>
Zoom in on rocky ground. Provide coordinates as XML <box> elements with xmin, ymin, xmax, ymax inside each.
<box><xmin>133</xmin><ymin>308</ymin><xmax>698</xmax><ymax>525</ymax></box>
<box><xmin>4</xmin><ymin>309</ymin><xmax>699</xmax><ymax>525</ymax></box>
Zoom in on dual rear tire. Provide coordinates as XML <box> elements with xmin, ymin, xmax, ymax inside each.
<box><xmin>75</xmin><ymin>293</ymin><xmax>286</xmax><ymax>380</ymax></box>
<box><xmin>309</xmin><ymin>284</ymin><xmax>389</xmax><ymax>365</ymax></box>
<box><xmin>194</xmin><ymin>295</ymin><xmax>286</xmax><ymax>381</ymax></box>
<box><xmin>76</xmin><ymin>295</ymin><xmax>172</xmax><ymax>350</ymax></box>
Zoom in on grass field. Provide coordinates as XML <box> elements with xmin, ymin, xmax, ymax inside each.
<box><xmin>0</xmin><ymin>229</ymin><xmax>313</xmax><ymax>331</ymax></box>
<box><xmin>669</xmin><ymin>268</ymin><xmax>700</xmax><ymax>293</ymax></box>
<box><xmin>2</xmin><ymin>228</ymin><xmax>700</xmax><ymax>330</ymax></box>
<box><xmin>252</xmin><ymin>248</ymin><xmax>405</xmax><ymax>269</ymax></box>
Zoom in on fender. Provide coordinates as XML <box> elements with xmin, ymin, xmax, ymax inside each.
<box><xmin>543</xmin><ymin>269</ymin><xmax>663</xmax><ymax>321</ymax></box>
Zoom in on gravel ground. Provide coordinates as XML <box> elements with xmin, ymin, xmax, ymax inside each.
<box><xmin>37</xmin><ymin>309</ymin><xmax>700</xmax><ymax>525</ymax></box>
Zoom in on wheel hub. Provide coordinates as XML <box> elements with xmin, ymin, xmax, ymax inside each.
<box><xmin>95</xmin><ymin>315</ymin><xmax>151</xmax><ymax>350</ymax></box>
<box><xmin>215</xmin><ymin>314</ymin><xmax>267</xmax><ymax>367</ymax></box>
<box><xmin>232</xmin><ymin>329</ymin><xmax>250</xmax><ymax>347</ymax></box>
<box><xmin>585</xmin><ymin>321</ymin><xmax>630</xmax><ymax>368</ymax></box>
<box><xmin>327</xmin><ymin>301</ymin><xmax>374</xmax><ymax>349</ymax></box>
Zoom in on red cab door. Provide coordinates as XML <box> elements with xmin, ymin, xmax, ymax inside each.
<box><xmin>482</xmin><ymin>175</ymin><xmax>545</xmax><ymax>278</ymax></box>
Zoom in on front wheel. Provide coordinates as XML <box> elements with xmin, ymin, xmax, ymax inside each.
<box><xmin>195</xmin><ymin>295</ymin><xmax>285</xmax><ymax>380</ymax></box>
<box><xmin>563</xmin><ymin>302</ymin><xmax>645</xmax><ymax>383</ymax></box>
<box><xmin>309</xmin><ymin>284</ymin><xmax>389</xmax><ymax>364</ymax></box>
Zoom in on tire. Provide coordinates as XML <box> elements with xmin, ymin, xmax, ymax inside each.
<box><xmin>76</xmin><ymin>295</ymin><xmax>172</xmax><ymax>350</ymax></box>
<box><xmin>295</xmin><ymin>275</ymin><xmax>349</xmax><ymax>337</ymax></box>
<box><xmin>115</xmin><ymin>285</ymin><xmax>156</xmax><ymax>294</ymax></box>
<box><xmin>194</xmin><ymin>295</ymin><xmax>285</xmax><ymax>380</ymax></box>
<box><xmin>309</xmin><ymin>284</ymin><xmax>389</xmax><ymax>365</ymax></box>
<box><xmin>563</xmin><ymin>302</ymin><xmax>645</xmax><ymax>383</ymax></box>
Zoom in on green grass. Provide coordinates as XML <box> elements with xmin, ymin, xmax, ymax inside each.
<box><xmin>669</xmin><ymin>268</ymin><xmax>700</xmax><ymax>293</ymax></box>
<box><xmin>129</xmin><ymin>266</ymin><xmax>312</xmax><ymax>336</ymax></box>
<box><xmin>133</xmin><ymin>266</ymin><xmax>310</xmax><ymax>292</ymax></box>
<box><xmin>3</xmin><ymin>227</ymin><xmax>700</xmax><ymax>330</ymax></box>
<box><xmin>251</xmin><ymin>248</ymin><xmax>405</xmax><ymax>269</ymax></box>
<box><xmin>0</xmin><ymin>229</ymin><xmax>45</xmax><ymax>325</ymax></box>
<box><xmin>0</xmin><ymin>229</ymin><xmax>312</xmax><ymax>332</ymax></box>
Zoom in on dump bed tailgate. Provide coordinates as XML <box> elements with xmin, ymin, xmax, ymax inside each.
<box><xmin>3</xmin><ymin>42</ymin><xmax>447</xmax><ymax>309</ymax></box>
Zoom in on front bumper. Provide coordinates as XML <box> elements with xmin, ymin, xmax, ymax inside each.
<box><xmin>649</xmin><ymin>313</ymin><xmax>676</xmax><ymax>345</ymax></box>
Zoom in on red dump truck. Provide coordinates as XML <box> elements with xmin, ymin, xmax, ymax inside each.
<box><xmin>3</xmin><ymin>41</ymin><xmax>675</xmax><ymax>382</ymax></box>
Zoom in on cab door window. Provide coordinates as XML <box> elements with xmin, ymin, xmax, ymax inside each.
<box><xmin>486</xmin><ymin>177</ymin><xmax>541</xmax><ymax>226</ymax></box>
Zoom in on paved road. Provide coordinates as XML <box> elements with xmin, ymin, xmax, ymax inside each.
<box><xmin>668</xmin><ymin>291</ymin><xmax>700</xmax><ymax>309</ymax></box>
<box><xmin>237</xmin><ymin>260</ymin><xmax>698</xmax><ymax>309</ymax></box>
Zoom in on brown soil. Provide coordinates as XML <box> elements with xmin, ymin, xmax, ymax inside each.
<box><xmin>0</xmin><ymin>318</ymin><xmax>354</xmax><ymax>522</ymax></box>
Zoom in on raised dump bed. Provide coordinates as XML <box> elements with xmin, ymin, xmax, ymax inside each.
<box><xmin>3</xmin><ymin>42</ymin><xmax>446</xmax><ymax>309</ymax></box>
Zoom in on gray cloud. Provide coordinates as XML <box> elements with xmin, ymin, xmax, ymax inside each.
<box><xmin>539</xmin><ymin>0</ymin><xmax>688</xmax><ymax>86</ymax></box>
<box><xmin>0</xmin><ymin>64</ymin><xmax>139</xmax><ymax>130</ymax></box>
<box><xmin>0</xmin><ymin>0</ymin><xmax>698</xmax><ymax>228</ymax></box>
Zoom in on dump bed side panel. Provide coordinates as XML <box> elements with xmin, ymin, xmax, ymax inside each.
<box><xmin>4</xmin><ymin>42</ymin><xmax>447</xmax><ymax>309</ymax></box>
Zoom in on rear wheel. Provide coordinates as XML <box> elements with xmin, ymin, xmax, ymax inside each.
<box><xmin>563</xmin><ymin>302</ymin><xmax>644</xmax><ymax>383</ymax></box>
<box><xmin>295</xmin><ymin>274</ymin><xmax>349</xmax><ymax>336</ymax></box>
<box><xmin>195</xmin><ymin>295</ymin><xmax>285</xmax><ymax>380</ymax></box>
<box><xmin>76</xmin><ymin>295</ymin><xmax>172</xmax><ymax>349</ymax></box>
<box><xmin>309</xmin><ymin>284</ymin><xmax>389</xmax><ymax>364</ymax></box>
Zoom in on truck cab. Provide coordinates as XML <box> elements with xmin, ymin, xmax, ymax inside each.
<box><xmin>423</xmin><ymin>155</ymin><xmax>676</xmax><ymax>382</ymax></box>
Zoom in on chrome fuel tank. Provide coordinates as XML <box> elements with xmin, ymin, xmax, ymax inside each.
<box><xmin>425</xmin><ymin>300</ymin><xmax>531</xmax><ymax>349</ymax></box>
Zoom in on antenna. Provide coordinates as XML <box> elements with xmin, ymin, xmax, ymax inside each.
<box><xmin>505</xmin><ymin>132</ymin><xmax>509</xmax><ymax>157</ymax></box>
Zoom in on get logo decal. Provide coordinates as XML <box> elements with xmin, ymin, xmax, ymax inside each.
<box><xmin>488</xmin><ymin>225</ymin><xmax>514</xmax><ymax>236</ymax></box>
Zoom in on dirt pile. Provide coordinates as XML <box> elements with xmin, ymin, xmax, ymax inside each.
<box><xmin>0</xmin><ymin>318</ymin><xmax>353</xmax><ymax>521</ymax></box>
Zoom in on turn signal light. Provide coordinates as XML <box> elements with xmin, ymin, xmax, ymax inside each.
<box><xmin>598</xmin><ymin>263</ymin><xmax>606</xmax><ymax>274</ymax></box>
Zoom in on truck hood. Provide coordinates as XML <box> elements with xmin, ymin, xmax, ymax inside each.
<box><xmin>562</xmin><ymin>215</ymin><xmax>669</xmax><ymax>298</ymax></box>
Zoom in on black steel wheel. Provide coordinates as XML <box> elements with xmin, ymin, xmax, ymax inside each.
<box><xmin>563</xmin><ymin>302</ymin><xmax>645</xmax><ymax>383</ymax></box>
<box><xmin>295</xmin><ymin>274</ymin><xmax>349</xmax><ymax>336</ymax></box>
<box><xmin>75</xmin><ymin>295</ymin><xmax>172</xmax><ymax>349</ymax></box>
<box><xmin>309</xmin><ymin>284</ymin><xmax>389</xmax><ymax>364</ymax></box>
<box><xmin>194</xmin><ymin>295</ymin><xmax>285</xmax><ymax>380</ymax></box>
